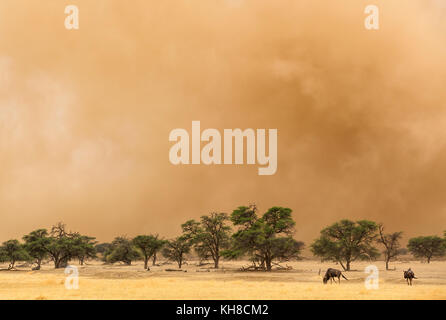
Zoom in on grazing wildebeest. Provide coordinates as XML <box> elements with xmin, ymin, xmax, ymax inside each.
<box><xmin>404</xmin><ymin>268</ymin><xmax>417</xmax><ymax>286</ymax></box>
<box><xmin>323</xmin><ymin>268</ymin><xmax>348</xmax><ymax>284</ymax></box>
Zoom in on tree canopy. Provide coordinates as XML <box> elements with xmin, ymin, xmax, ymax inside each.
<box><xmin>71</xmin><ymin>235</ymin><xmax>97</xmax><ymax>265</ymax></box>
<box><xmin>44</xmin><ymin>223</ymin><xmax>97</xmax><ymax>268</ymax></box>
<box><xmin>311</xmin><ymin>219</ymin><xmax>379</xmax><ymax>271</ymax></box>
<box><xmin>162</xmin><ymin>236</ymin><xmax>192</xmax><ymax>269</ymax></box>
<box><xmin>181</xmin><ymin>212</ymin><xmax>231</xmax><ymax>268</ymax></box>
<box><xmin>407</xmin><ymin>236</ymin><xmax>446</xmax><ymax>263</ymax></box>
<box><xmin>133</xmin><ymin>235</ymin><xmax>166</xmax><ymax>269</ymax></box>
<box><xmin>23</xmin><ymin>229</ymin><xmax>51</xmax><ymax>269</ymax></box>
<box><xmin>376</xmin><ymin>224</ymin><xmax>403</xmax><ymax>270</ymax></box>
<box><xmin>105</xmin><ymin>236</ymin><xmax>141</xmax><ymax>265</ymax></box>
<box><xmin>223</xmin><ymin>205</ymin><xmax>304</xmax><ymax>271</ymax></box>
<box><xmin>0</xmin><ymin>240</ymin><xmax>30</xmax><ymax>269</ymax></box>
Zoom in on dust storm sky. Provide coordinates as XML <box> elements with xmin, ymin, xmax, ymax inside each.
<box><xmin>0</xmin><ymin>0</ymin><xmax>445</xmax><ymax>246</ymax></box>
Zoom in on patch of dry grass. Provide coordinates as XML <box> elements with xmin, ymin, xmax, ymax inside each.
<box><xmin>0</xmin><ymin>260</ymin><xmax>445</xmax><ymax>300</ymax></box>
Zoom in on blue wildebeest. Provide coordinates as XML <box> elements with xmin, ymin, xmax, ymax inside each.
<box><xmin>404</xmin><ymin>268</ymin><xmax>417</xmax><ymax>286</ymax></box>
<box><xmin>323</xmin><ymin>268</ymin><xmax>348</xmax><ymax>284</ymax></box>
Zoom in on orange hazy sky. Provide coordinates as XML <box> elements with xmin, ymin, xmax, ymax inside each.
<box><xmin>0</xmin><ymin>0</ymin><xmax>445</xmax><ymax>245</ymax></box>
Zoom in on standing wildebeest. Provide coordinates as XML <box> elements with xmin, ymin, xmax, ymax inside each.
<box><xmin>323</xmin><ymin>268</ymin><xmax>348</xmax><ymax>284</ymax></box>
<box><xmin>404</xmin><ymin>268</ymin><xmax>417</xmax><ymax>286</ymax></box>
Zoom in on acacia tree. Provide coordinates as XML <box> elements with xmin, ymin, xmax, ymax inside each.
<box><xmin>133</xmin><ymin>235</ymin><xmax>166</xmax><ymax>269</ymax></box>
<box><xmin>45</xmin><ymin>223</ymin><xmax>78</xmax><ymax>268</ymax></box>
<box><xmin>72</xmin><ymin>235</ymin><xmax>97</xmax><ymax>265</ymax></box>
<box><xmin>106</xmin><ymin>237</ymin><xmax>141</xmax><ymax>265</ymax></box>
<box><xmin>311</xmin><ymin>219</ymin><xmax>380</xmax><ymax>271</ymax></box>
<box><xmin>23</xmin><ymin>229</ymin><xmax>50</xmax><ymax>269</ymax></box>
<box><xmin>0</xmin><ymin>240</ymin><xmax>30</xmax><ymax>269</ymax></box>
<box><xmin>44</xmin><ymin>223</ymin><xmax>97</xmax><ymax>268</ymax></box>
<box><xmin>95</xmin><ymin>243</ymin><xmax>112</xmax><ymax>263</ymax></box>
<box><xmin>407</xmin><ymin>236</ymin><xmax>446</xmax><ymax>263</ymax></box>
<box><xmin>162</xmin><ymin>236</ymin><xmax>192</xmax><ymax>269</ymax></box>
<box><xmin>182</xmin><ymin>212</ymin><xmax>231</xmax><ymax>269</ymax></box>
<box><xmin>0</xmin><ymin>248</ymin><xmax>5</xmax><ymax>265</ymax></box>
<box><xmin>223</xmin><ymin>205</ymin><xmax>304</xmax><ymax>271</ymax></box>
<box><xmin>376</xmin><ymin>224</ymin><xmax>403</xmax><ymax>270</ymax></box>
<box><xmin>194</xmin><ymin>241</ymin><xmax>212</xmax><ymax>264</ymax></box>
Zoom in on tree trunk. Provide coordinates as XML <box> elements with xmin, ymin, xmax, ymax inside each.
<box><xmin>346</xmin><ymin>260</ymin><xmax>351</xmax><ymax>271</ymax></box>
<box><xmin>178</xmin><ymin>259</ymin><xmax>182</xmax><ymax>269</ymax></box>
<box><xmin>385</xmin><ymin>258</ymin><xmax>389</xmax><ymax>271</ymax></box>
<box><xmin>144</xmin><ymin>256</ymin><xmax>148</xmax><ymax>270</ymax></box>
<box><xmin>265</xmin><ymin>257</ymin><xmax>272</xmax><ymax>271</ymax></box>
<box><xmin>152</xmin><ymin>252</ymin><xmax>157</xmax><ymax>266</ymax></box>
<box><xmin>214</xmin><ymin>256</ymin><xmax>219</xmax><ymax>269</ymax></box>
<box><xmin>56</xmin><ymin>259</ymin><xmax>68</xmax><ymax>269</ymax></box>
<box><xmin>55</xmin><ymin>260</ymin><xmax>65</xmax><ymax>268</ymax></box>
<box><xmin>427</xmin><ymin>256</ymin><xmax>431</xmax><ymax>264</ymax></box>
<box><xmin>53</xmin><ymin>254</ymin><xmax>68</xmax><ymax>269</ymax></box>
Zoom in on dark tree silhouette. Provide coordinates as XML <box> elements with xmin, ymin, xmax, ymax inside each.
<box><xmin>133</xmin><ymin>235</ymin><xmax>166</xmax><ymax>269</ymax></box>
<box><xmin>162</xmin><ymin>236</ymin><xmax>191</xmax><ymax>269</ymax></box>
<box><xmin>182</xmin><ymin>212</ymin><xmax>231</xmax><ymax>268</ymax></box>
<box><xmin>105</xmin><ymin>237</ymin><xmax>141</xmax><ymax>265</ymax></box>
<box><xmin>376</xmin><ymin>224</ymin><xmax>403</xmax><ymax>270</ymax></box>
<box><xmin>311</xmin><ymin>219</ymin><xmax>380</xmax><ymax>271</ymax></box>
<box><xmin>408</xmin><ymin>236</ymin><xmax>446</xmax><ymax>263</ymax></box>
<box><xmin>223</xmin><ymin>205</ymin><xmax>304</xmax><ymax>271</ymax></box>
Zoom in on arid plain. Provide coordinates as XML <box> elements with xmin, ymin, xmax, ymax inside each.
<box><xmin>1</xmin><ymin>259</ymin><xmax>446</xmax><ymax>300</ymax></box>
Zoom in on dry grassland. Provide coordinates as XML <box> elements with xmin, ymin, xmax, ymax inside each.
<box><xmin>1</xmin><ymin>260</ymin><xmax>445</xmax><ymax>300</ymax></box>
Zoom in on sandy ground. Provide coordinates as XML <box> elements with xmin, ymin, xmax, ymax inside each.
<box><xmin>0</xmin><ymin>259</ymin><xmax>445</xmax><ymax>300</ymax></box>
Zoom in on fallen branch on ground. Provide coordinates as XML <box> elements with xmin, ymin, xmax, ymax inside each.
<box><xmin>165</xmin><ymin>269</ymin><xmax>187</xmax><ymax>272</ymax></box>
<box><xmin>272</xmin><ymin>262</ymin><xmax>293</xmax><ymax>270</ymax></box>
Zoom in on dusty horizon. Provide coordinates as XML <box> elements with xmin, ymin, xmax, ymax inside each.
<box><xmin>1</xmin><ymin>0</ymin><xmax>446</xmax><ymax>245</ymax></box>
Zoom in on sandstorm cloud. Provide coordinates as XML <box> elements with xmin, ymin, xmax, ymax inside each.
<box><xmin>0</xmin><ymin>0</ymin><xmax>445</xmax><ymax>246</ymax></box>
